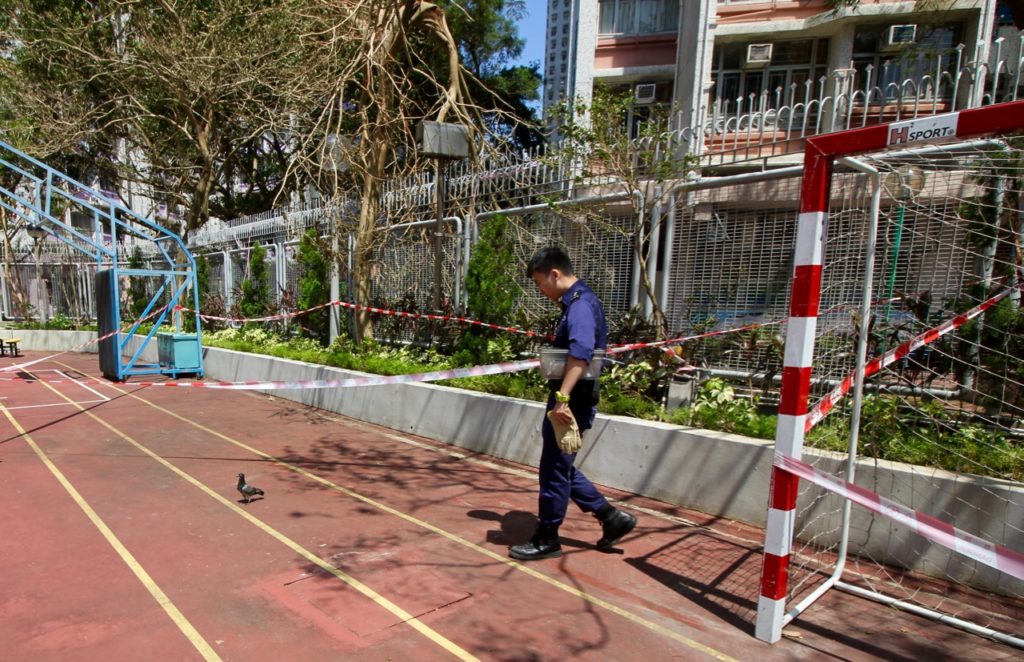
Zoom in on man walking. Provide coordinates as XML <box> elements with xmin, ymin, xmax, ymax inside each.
<box><xmin>509</xmin><ymin>246</ymin><xmax>637</xmax><ymax>561</ymax></box>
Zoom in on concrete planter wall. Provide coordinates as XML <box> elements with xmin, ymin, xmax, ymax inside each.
<box><xmin>8</xmin><ymin>330</ymin><xmax>1022</xmax><ymax>595</ymax></box>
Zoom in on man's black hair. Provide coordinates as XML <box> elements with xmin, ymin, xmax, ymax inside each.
<box><xmin>526</xmin><ymin>246</ymin><xmax>575</xmax><ymax>278</ymax></box>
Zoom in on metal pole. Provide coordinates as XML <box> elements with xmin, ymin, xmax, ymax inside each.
<box><xmin>330</xmin><ymin>213</ymin><xmax>340</xmax><ymax>344</ymax></box>
<box><xmin>658</xmin><ymin>192</ymin><xmax>676</xmax><ymax>315</ymax></box>
<box><xmin>34</xmin><ymin>238</ymin><xmax>45</xmax><ymax>324</ymax></box>
<box><xmin>0</xmin><ymin>238</ymin><xmax>8</xmax><ymax>320</ymax></box>
<box><xmin>882</xmin><ymin>203</ymin><xmax>905</xmax><ymax>321</ymax></box>
<box><xmin>433</xmin><ymin>159</ymin><xmax>445</xmax><ymax>312</ymax></box>
<box><xmin>347</xmin><ymin>233</ymin><xmax>356</xmax><ymax>337</ymax></box>
<box><xmin>222</xmin><ymin>250</ymin><xmax>232</xmax><ymax>311</ymax></box>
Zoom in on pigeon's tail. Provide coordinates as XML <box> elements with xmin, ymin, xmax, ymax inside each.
<box><xmin>253</xmin><ymin>488</ymin><xmax>265</xmax><ymax>496</ymax></box>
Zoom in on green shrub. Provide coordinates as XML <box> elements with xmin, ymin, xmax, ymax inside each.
<box><xmin>239</xmin><ymin>242</ymin><xmax>271</xmax><ymax>321</ymax></box>
<box><xmin>465</xmin><ymin>214</ymin><xmax>521</xmax><ymax>324</ymax></box>
<box><xmin>42</xmin><ymin>312</ymin><xmax>76</xmax><ymax>330</ymax></box>
<box><xmin>296</xmin><ymin>228</ymin><xmax>332</xmax><ymax>345</ymax></box>
<box><xmin>457</xmin><ymin>214</ymin><xmax>526</xmax><ymax>365</ymax></box>
<box><xmin>668</xmin><ymin>377</ymin><xmax>776</xmax><ymax>439</ymax></box>
<box><xmin>806</xmin><ymin>393</ymin><xmax>1023</xmax><ymax>481</ymax></box>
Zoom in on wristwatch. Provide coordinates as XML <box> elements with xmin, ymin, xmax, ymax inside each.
<box><xmin>554</xmin><ymin>390</ymin><xmax>570</xmax><ymax>403</ymax></box>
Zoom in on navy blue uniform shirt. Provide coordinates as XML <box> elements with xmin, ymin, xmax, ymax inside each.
<box><xmin>553</xmin><ymin>280</ymin><xmax>608</xmax><ymax>363</ymax></box>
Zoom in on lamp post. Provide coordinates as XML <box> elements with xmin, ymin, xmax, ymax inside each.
<box><xmin>323</xmin><ymin>133</ymin><xmax>352</xmax><ymax>343</ymax></box>
<box><xmin>26</xmin><ymin>223</ymin><xmax>47</xmax><ymax>324</ymax></box>
<box><xmin>415</xmin><ymin>121</ymin><xmax>469</xmax><ymax>312</ymax></box>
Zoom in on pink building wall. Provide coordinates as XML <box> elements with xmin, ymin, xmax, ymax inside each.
<box><xmin>595</xmin><ymin>35</ymin><xmax>677</xmax><ymax>69</ymax></box>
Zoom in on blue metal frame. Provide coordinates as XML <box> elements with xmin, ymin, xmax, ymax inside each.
<box><xmin>0</xmin><ymin>139</ymin><xmax>204</xmax><ymax>380</ymax></box>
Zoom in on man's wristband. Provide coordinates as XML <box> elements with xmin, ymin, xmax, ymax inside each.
<box><xmin>555</xmin><ymin>390</ymin><xmax>570</xmax><ymax>403</ymax></box>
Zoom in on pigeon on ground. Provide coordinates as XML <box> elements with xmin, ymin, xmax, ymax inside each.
<box><xmin>237</xmin><ymin>473</ymin><xmax>265</xmax><ymax>503</ymax></box>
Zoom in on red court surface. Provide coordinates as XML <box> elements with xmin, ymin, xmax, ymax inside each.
<box><xmin>1</xmin><ymin>351</ymin><xmax>1020</xmax><ymax>661</ymax></box>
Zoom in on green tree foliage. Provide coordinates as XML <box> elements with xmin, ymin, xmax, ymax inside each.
<box><xmin>455</xmin><ymin>214</ymin><xmax>523</xmax><ymax>363</ymax></box>
<box><xmin>3</xmin><ymin>0</ymin><xmax>544</xmax><ymax>344</ymax></box>
<box><xmin>446</xmin><ymin>0</ymin><xmax>542</xmax><ymax>149</ymax></box>
<box><xmin>296</xmin><ymin>228</ymin><xmax>332</xmax><ymax>344</ymax></box>
<box><xmin>180</xmin><ymin>251</ymin><xmax>211</xmax><ymax>333</ymax></box>
<box><xmin>465</xmin><ymin>214</ymin><xmax>520</xmax><ymax>323</ymax></box>
<box><xmin>239</xmin><ymin>242</ymin><xmax>270</xmax><ymax>321</ymax></box>
<box><xmin>0</xmin><ymin>0</ymin><xmax>325</xmax><ymax>232</ymax></box>
<box><xmin>195</xmin><ymin>251</ymin><xmax>210</xmax><ymax>300</ymax></box>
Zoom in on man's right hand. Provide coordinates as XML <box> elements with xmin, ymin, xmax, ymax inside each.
<box><xmin>548</xmin><ymin>409</ymin><xmax>581</xmax><ymax>454</ymax></box>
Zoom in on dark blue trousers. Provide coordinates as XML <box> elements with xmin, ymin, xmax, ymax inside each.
<box><xmin>538</xmin><ymin>392</ymin><xmax>608</xmax><ymax>528</ymax></box>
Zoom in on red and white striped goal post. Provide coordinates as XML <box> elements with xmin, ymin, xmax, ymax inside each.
<box><xmin>756</xmin><ymin>99</ymin><xmax>1024</xmax><ymax>643</ymax></box>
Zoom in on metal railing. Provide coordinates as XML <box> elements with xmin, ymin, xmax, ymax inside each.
<box><xmin>670</xmin><ymin>36</ymin><xmax>1024</xmax><ymax>167</ymax></box>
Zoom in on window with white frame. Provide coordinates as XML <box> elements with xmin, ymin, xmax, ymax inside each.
<box><xmin>598</xmin><ymin>0</ymin><xmax>679</xmax><ymax>36</ymax></box>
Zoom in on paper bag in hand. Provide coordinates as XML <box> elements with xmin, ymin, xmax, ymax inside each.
<box><xmin>547</xmin><ymin>410</ymin><xmax>582</xmax><ymax>454</ymax></box>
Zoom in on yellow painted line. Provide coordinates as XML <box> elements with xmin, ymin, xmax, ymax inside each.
<box><xmin>94</xmin><ymin>373</ymin><xmax>736</xmax><ymax>661</ymax></box>
<box><xmin>0</xmin><ymin>402</ymin><xmax>222</xmax><ymax>662</ymax></box>
<box><xmin>40</xmin><ymin>369</ymin><xmax>478</xmax><ymax>662</ymax></box>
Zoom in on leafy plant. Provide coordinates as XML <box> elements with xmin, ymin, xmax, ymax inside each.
<box><xmin>723</xmin><ymin>327</ymin><xmax>784</xmax><ymax>395</ymax></box>
<box><xmin>806</xmin><ymin>393</ymin><xmax>1023</xmax><ymax>481</ymax></box>
<box><xmin>42</xmin><ymin>312</ymin><xmax>76</xmax><ymax>330</ymax></box>
<box><xmin>465</xmin><ymin>214</ymin><xmax>521</xmax><ymax>324</ymax></box>
<box><xmin>239</xmin><ymin>242</ymin><xmax>270</xmax><ymax>322</ymax></box>
<box><xmin>183</xmin><ymin>251</ymin><xmax>211</xmax><ymax>333</ymax></box>
<box><xmin>296</xmin><ymin>228</ymin><xmax>332</xmax><ymax>345</ymax></box>
<box><xmin>457</xmin><ymin>213</ymin><xmax>525</xmax><ymax>364</ymax></box>
<box><xmin>670</xmin><ymin>377</ymin><xmax>777</xmax><ymax>439</ymax></box>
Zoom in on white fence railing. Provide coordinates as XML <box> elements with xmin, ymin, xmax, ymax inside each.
<box><xmin>668</xmin><ymin>36</ymin><xmax>1024</xmax><ymax>166</ymax></box>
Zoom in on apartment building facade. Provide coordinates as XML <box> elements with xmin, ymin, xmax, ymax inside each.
<box><xmin>543</xmin><ymin>0</ymin><xmax>1021</xmax><ymax>160</ymax></box>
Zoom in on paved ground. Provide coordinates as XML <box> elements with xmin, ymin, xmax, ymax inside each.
<box><xmin>1</xmin><ymin>351</ymin><xmax>1020</xmax><ymax>660</ymax></box>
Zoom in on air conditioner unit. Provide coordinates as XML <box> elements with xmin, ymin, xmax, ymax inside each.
<box><xmin>885</xmin><ymin>24</ymin><xmax>917</xmax><ymax>48</ymax></box>
<box><xmin>634</xmin><ymin>83</ymin><xmax>657</xmax><ymax>104</ymax></box>
<box><xmin>744</xmin><ymin>43</ymin><xmax>773</xmax><ymax>67</ymax></box>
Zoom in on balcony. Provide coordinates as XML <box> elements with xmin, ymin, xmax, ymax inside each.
<box><xmin>666</xmin><ymin>35</ymin><xmax>1024</xmax><ymax>167</ymax></box>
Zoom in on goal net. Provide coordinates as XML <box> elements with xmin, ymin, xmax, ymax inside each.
<box><xmin>756</xmin><ymin>101</ymin><xmax>1024</xmax><ymax>648</ymax></box>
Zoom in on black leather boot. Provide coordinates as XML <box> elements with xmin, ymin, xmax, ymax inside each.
<box><xmin>595</xmin><ymin>505</ymin><xmax>637</xmax><ymax>551</ymax></box>
<box><xmin>509</xmin><ymin>524</ymin><xmax>562</xmax><ymax>561</ymax></box>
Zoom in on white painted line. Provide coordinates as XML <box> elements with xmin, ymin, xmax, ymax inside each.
<box><xmin>4</xmin><ymin>399</ymin><xmax>109</xmax><ymax>411</ymax></box>
<box><xmin>56</xmin><ymin>369</ymin><xmax>111</xmax><ymax>402</ymax></box>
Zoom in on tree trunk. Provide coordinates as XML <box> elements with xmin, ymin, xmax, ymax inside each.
<box><xmin>353</xmin><ymin>140</ymin><xmax>388</xmax><ymax>342</ymax></box>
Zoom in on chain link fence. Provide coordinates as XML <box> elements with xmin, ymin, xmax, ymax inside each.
<box><xmin>1</xmin><ymin>143</ymin><xmax>1016</xmax><ymax>406</ymax></box>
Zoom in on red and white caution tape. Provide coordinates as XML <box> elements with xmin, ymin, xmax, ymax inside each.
<box><xmin>806</xmin><ymin>286</ymin><xmax>1014</xmax><ymax>431</ymax></box>
<box><xmin>608</xmin><ymin>318</ymin><xmax>784</xmax><ymax>355</ymax></box>
<box><xmin>1</xmin><ymin>319</ymin><xmax>789</xmax><ymax>391</ymax></box>
<box><xmin>3</xmin><ymin>359</ymin><xmax>534</xmax><ymax>389</ymax></box>
<box><xmin>0</xmin><ymin>305</ymin><xmax>173</xmax><ymax>374</ymax></box>
<box><xmin>121</xmin><ymin>357</ymin><xmax>542</xmax><ymax>390</ymax></box>
<box><xmin>2</xmin><ymin>298</ymin><xmax>795</xmax><ymax>391</ymax></box>
<box><xmin>176</xmin><ymin>301</ymin><xmax>555</xmax><ymax>340</ymax></box>
<box><xmin>774</xmin><ymin>453</ymin><xmax>1024</xmax><ymax>582</ymax></box>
